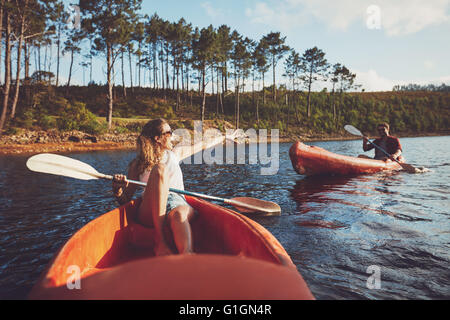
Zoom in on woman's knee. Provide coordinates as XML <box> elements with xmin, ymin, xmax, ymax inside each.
<box><xmin>169</xmin><ymin>206</ymin><xmax>194</xmax><ymax>224</ymax></box>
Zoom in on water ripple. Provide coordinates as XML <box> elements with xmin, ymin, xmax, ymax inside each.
<box><xmin>1</xmin><ymin>136</ymin><xmax>449</xmax><ymax>299</ymax></box>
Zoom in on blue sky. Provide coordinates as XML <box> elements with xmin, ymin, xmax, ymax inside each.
<box><xmin>58</xmin><ymin>0</ymin><xmax>450</xmax><ymax>91</ymax></box>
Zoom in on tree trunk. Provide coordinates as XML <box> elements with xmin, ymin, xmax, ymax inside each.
<box><xmin>10</xmin><ymin>24</ymin><xmax>25</xmax><ymax>119</ymax></box>
<box><xmin>272</xmin><ymin>55</ymin><xmax>276</xmax><ymax>102</ymax></box>
<box><xmin>38</xmin><ymin>45</ymin><xmax>41</xmax><ymax>80</ymax></box>
<box><xmin>262</xmin><ymin>71</ymin><xmax>265</xmax><ymax>105</ymax></box>
<box><xmin>153</xmin><ymin>43</ymin><xmax>157</xmax><ymax>89</ymax></box>
<box><xmin>128</xmin><ymin>47</ymin><xmax>133</xmax><ymax>93</ymax></box>
<box><xmin>219</xmin><ymin>69</ymin><xmax>224</xmax><ymax>114</ymax></box>
<box><xmin>138</xmin><ymin>41</ymin><xmax>141</xmax><ymax>88</ymax></box>
<box><xmin>186</xmin><ymin>64</ymin><xmax>189</xmax><ymax>94</ymax></box>
<box><xmin>44</xmin><ymin>44</ymin><xmax>47</xmax><ymax>74</ymax></box>
<box><xmin>172</xmin><ymin>61</ymin><xmax>175</xmax><ymax>93</ymax></box>
<box><xmin>211</xmin><ymin>65</ymin><xmax>214</xmax><ymax>96</ymax></box>
<box><xmin>307</xmin><ymin>68</ymin><xmax>313</xmax><ymax>118</ymax></box>
<box><xmin>221</xmin><ymin>65</ymin><xmax>225</xmax><ymax>103</ymax></box>
<box><xmin>235</xmin><ymin>79</ymin><xmax>240</xmax><ymax>129</ymax></box>
<box><xmin>160</xmin><ymin>45</ymin><xmax>166</xmax><ymax>101</ymax></box>
<box><xmin>256</xmin><ymin>96</ymin><xmax>259</xmax><ymax>126</ymax></box>
<box><xmin>165</xmin><ymin>44</ymin><xmax>169</xmax><ymax>91</ymax></box>
<box><xmin>89</xmin><ymin>40</ymin><xmax>93</xmax><ymax>84</ymax></box>
<box><xmin>307</xmin><ymin>81</ymin><xmax>312</xmax><ymax>118</ymax></box>
<box><xmin>224</xmin><ymin>62</ymin><xmax>228</xmax><ymax>92</ymax></box>
<box><xmin>252</xmin><ymin>70</ymin><xmax>255</xmax><ymax>105</ymax></box>
<box><xmin>24</xmin><ymin>40</ymin><xmax>29</xmax><ymax>79</ymax></box>
<box><xmin>66</xmin><ymin>49</ymin><xmax>74</xmax><ymax>95</ymax></box>
<box><xmin>201</xmin><ymin>68</ymin><xmax>206</xmax><ymax>122</ymax></box>
<box><xmin>293</xmin><ymin>80</ymin><xmax>300</xmax><ymax>124</ymax></box>
<box><xmin>106</xmin><ymin>44</ymin><xmax>113</xmax><ymax>129</ymax></box>
<box><xmin>332</xmin><ymin>83</ymin><xmax>336</xmax><ymax>124</ymax></box>
<box><xmin>176</xmin><ymin>64</ymin><xmax>180</xmax><ymax>111</ymax></box>
<box><xmin>121</xmin><ymin>51</ymin><xmax>126</xmax><ymax>97</ymax></box>
<box><xmin>56</xmin><ymin>24</ymin><xmax>61</xmax><ymax>86</ymax></box>
<box><xmin>0</xmin><ymin>6</ymin><xmax>11</xmax><ymax>133</ymax></box>
<box><xmin>216</xmin><ymin>67</ymin><xmax>220</xmax><ymax>115</ymax></box>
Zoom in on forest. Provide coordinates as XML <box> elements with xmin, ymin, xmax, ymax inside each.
<box><xmin>0</xmin><ymin>0</ymin><xmax>449</xmax><ymax>139</ymax></box>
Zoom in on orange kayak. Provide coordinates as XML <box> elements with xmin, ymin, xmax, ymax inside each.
<box><xmin>29</xmin><ymin>196</ymin><xmax>314</xmax><ymax>300</ymax></box>
<box><xmin>289</xmin><ymin>141</ymin><xmax>403</xmax><ymax>176</ymax></box>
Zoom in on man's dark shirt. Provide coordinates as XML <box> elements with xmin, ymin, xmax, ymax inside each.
<box><xmin>366</xmin><ymin>136</ymin><xmax>402</xmax><ymax>159</ymax></box>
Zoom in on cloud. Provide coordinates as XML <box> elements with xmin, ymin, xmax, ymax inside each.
<box><xmin>354</xmin><ymin>69</ymin><xmax>398</xmax><ymax>91</ymax></box>
<box><xmin>424</xmin><ymin>60</ymin><xmax>435</xmax><ymax>69</ymax></box>
<box><xmin>201</xmin><ymin>2</ymin><xmax>223</xmax><ymax>19</ymax></box>
<box><xmin>245</xmin><ymin>2</ymin><xmax>302</xmax><ymax>32</ymax></box>
<box><xmin>354</xmin><ymin>69</ymin><xmax>450</xmax><ymax>91</ymax></box>
<box><xmin>380</xmin><ymin>0</ymin><xmax>450</xmax><ymax>36</ymax></box>
<box><xmin>245</xmin><ymin>0</ymin><xmax>450</xmax><ymax>36</ymax></box>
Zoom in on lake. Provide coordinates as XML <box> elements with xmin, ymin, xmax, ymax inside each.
<box><xmin>0</xmin><ymin>136</ymin><xmax>449</xmax><ymax>299</ymax></box>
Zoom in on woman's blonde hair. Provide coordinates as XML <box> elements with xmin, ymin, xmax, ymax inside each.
<box><xmin>135</xmin><ymin>118</ymin><xmax>168</xmax><ymax>174</ymax></box>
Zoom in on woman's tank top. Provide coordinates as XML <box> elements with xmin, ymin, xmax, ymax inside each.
<box><xmin>138</xmin><ymin>150</ymin><xmax>184</xmax><ymax>191</ymax></box>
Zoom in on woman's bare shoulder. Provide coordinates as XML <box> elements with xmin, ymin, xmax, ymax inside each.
<box><xmin>127</xmin><ymin>158</ymin><xmax>140</xmax><ymax>179</ymax></box>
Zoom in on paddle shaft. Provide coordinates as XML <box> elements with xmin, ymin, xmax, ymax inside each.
<box><xmin>103</xmin><ymin>175</ymin><xmax>227</xmax><ymax>203</ymax></box>
<box><xmin>105</xmin><ymin>176</ymin><xmax>271</xmax><ymax>211</ymax></box>
<box><xmin>366</xmin><ymin>139</ymin><xmax>402</xmax><ymax>164</ymax></box>
<box><xmin>26</xmin><ymin>153</ymin><xmax>281</xmax><ymax>214</ymax></box>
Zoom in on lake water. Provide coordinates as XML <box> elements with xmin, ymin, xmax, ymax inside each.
<box><xmin>0</xmin><ymin>136</ymin><xmax>449</xmax><ymax>299</ymax></box>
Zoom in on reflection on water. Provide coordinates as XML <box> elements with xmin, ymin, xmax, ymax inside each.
<box><xmin>0</xmin><ymin>136</ymin><xmax>449</xmax><ymax>299</ymax></box>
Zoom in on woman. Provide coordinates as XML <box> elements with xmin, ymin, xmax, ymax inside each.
<box><xmin>112</xmin><ymin>118</ymin><xmax>237</xmax><ymax>256</ymax></box>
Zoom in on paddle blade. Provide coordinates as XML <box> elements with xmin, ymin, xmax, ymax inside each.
<box><xmin>26</xmin><ymin>153</ymin><xmax>103</xmax><ymax>181</ymax></box>
<box><xmin>344</xmin><ymin>125</ymin><xmax>363</xmax><ymax>136</ymax></box>
<box><xmin>400</xmin><ymin>162</ymin><xmax>429</xmax><ymax>174</ymax></box>
<box><xmin>227</xmin><ymin>197</ymin><xmax>281</xmax><ymax>216</ymax></box>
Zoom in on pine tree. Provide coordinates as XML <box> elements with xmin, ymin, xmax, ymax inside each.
<box><xmin>261</xmin><ymin>32</ymin><xmax>289</xmax><ymax>102</ymax></box>
<box><xmin>299</xmin><ymin>47</ymin><xmax>329</xmax><ymax>118</ymax></box>
<box><xmin>80</xmin><ymin>0</ymin><xmax>141</xmax><ymax>129</ymax></box>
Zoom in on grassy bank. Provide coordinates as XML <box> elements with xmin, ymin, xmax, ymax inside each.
<box><xmin>1</xmin><ymin>85</ymin><xmax>449</xmax><ymax>149</ymax></box>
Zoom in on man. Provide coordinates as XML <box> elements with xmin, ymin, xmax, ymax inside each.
<box><xmin>362</xmin><ymin>123</ymin><xmax>403</xmax><ymax>161</ymax></box>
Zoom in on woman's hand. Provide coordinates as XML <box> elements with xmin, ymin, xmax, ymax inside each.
<box><xmin>112</xmin><ymin>174</ymin><xmax>129</xmax><ymax>197</ymax></box>
<box><xmin>225</xmin><ymin>129</ymin><xmax>245</xmax><ymax>143</ymax></box>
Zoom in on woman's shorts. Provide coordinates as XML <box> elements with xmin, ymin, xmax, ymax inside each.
<box><xmin>166</xmin><ymin>192</ymin><xmax>191</xmax><ymax>213</ymax></box>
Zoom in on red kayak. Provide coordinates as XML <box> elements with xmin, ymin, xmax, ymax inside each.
<box><xmin>29</xmin><ymin>196</ymin><xmax>314</xmax><ymax>300</ymax></box>
<box><xmin>289</xmin><ymin>141</ymin><xmax>403</xmax><ymax>176</ymax></box>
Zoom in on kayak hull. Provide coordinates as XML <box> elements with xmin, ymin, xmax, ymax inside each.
<box><xmin>289</xmin><ymin>141</ymin><xmax>403</xmax><ymax>176</ymax></box>
<box><xmin>29</xmin><ymin>196</ymin><xmax>314</xmax><ymax>300</ymax></box>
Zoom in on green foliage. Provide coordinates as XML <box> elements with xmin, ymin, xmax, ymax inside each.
<box><xmin>56</xmin><ymin>101</ymin><xmax>106</xmax><ymax>135</ymax></box>
<box><xmin>7</xmin><ymin>84</ymin><xmax>450</xmax><ymax>139</ymax></box>
<box><xmin>37</xmin><ymin>115</ymin><xmax>56</xmax><ymax>130</ymax></box>
<box><xmin>12</xmin><ymin>108</ymin><xmax>35</xmax><ymax>129</ymax></box>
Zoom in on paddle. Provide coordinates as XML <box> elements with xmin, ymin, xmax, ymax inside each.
<box><xmin>344</xmin><ymin>125</ymin><xmax>426</xmax><ymax>174</ymax></box>
<box><xmin>26</xmin><ymin>153</ymin><xmax>281</xmax><ymax>216</ymax></box>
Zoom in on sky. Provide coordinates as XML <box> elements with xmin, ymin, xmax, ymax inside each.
<box><xmin>55</xmin><ymin>0</ymin><xmax>450</xmax><ymax>91</ymax></box>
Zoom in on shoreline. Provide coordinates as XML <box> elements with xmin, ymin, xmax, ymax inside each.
<box><xmin>1</xmin><ymin>131</ymin><xmax>448</xmax><ymax>156</ymax></box>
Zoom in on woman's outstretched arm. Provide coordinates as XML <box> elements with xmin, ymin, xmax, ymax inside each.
<box><xmin>173</xmin><ymin>129</ymin><xmax>242</xmax><ymax>161</ymax></box>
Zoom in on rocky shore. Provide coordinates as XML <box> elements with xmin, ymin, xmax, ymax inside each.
<box><xmin>3</xmin><ymin>128</ymin><xmax>443</xmax><ymax>156</ymax></box>
<box><xmin>0</xmin><ymin>129</ymin><xmax>139</xmax><ymax>155</ymax></box>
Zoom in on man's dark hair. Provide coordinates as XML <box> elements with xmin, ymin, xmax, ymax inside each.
<box><xmin>378</xmin><ymin>122</ymin><xmax>389</xmax><ymax>131</ymax></box>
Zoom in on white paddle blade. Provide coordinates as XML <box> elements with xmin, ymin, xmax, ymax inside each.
<box><xmin>26</xmin><ymin>153</ymin><xmax>103</xmax><ymax>181</ymax></box>
<box><xmin>227</xmin><ymin>197</ymin><xmax>281</xmax><ymax>216</ymax></box>
<box><xmin>344</xmin><ymin>125</ymin><xmax>363</xmax><ymax>136</ymax></box>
